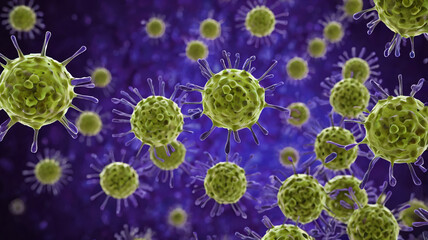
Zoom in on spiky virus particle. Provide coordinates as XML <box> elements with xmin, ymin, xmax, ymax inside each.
<box><xmin>324</xmin><ymin>175</ymin><xmax>368</xmax><ymax>223</ymax></box>
<box><xmin>287</xmin><ymin>102</ymin><xmax>310</xmax><ymax>127</ymax></box>
<box><xmin>22</xmin><ymin>149</ymin><xmax>72</xmax><ymax>195</ymax></box>
<box><xmin>9</xmin><ymin>198</ymin><xmax>25</xmax><ymax>215</ymax></box>
<box><xmin>76</xmin><ymin>111</ymin><xmax>103</xmax><ymax>137</ymax></box>
<box><xmin>182</xmin><ymin>51</ymin><xmax>286</xmax><ymax>154</ymax></box>
<box><xmin>91</xmin><ymin>67</ymin><xmax>112</xmax><ymax>88</ymax></box>
<box><xmin>279</xmin><ymin>146</ymin><xmax>299</xmax><ymax>168</ymax></box>
<box><xmin>168</xmin><ymin>207</ymin><xmax>188</xmax><ymax>228</ymax></box>
<box><xmin>185</xmin><ymin>40</ymin><xmax>209</xmax><ymax>62</ymax></box>
<box><xmin>399</xmin><ymin>198</ymin><xmax>428</xmax><ymax>227</ymax></box>
<box><xmin>337</xmin><ymin>47</ymin><xmax>380</xmax><ymax>84</ymax></box>
<box><xmin>200</xmin><ymin>18</ymin><xmax>221</xmax><ymax>40</ymax></box>
<box><xmin>323</xmin><ymin>21</ymin><xmax>344</xmax><ymax>43</ymax></box>
<box><xmin>329</xmin><ymin>78</ymin><xmax>370</xmax><ymax>118</ymax></box>
<box><xmin>307</xmin><ymin>37</ymin><xmax>327</xmax><ymax>59</ymax></box>
<box><xmin>142</xmin><ymin>17</ymin><xmax>166</xmax><ymax>39</ymax></box>
<box><xmin>114</xmin><ymin>224</ymin><xmax>154</xmax><ymax>240</ymax></box>
<box><xmin>354</xmin><ymin>0</ymin><xmax>428</xmax><ymax>58</ymax></box>
<box><xmin>286</xmin><ymin>57</ymin><xmax>309</xmax><ymax>81</ymax></box>
<box><xmin>342</xmin><ymin>0</ymin><xmax>363</xmax><ymax>18</ymax></box>
<box><xmin>0</xmin><ymin>32</ymin><xmax>98</xmax><ymax>153</ymax></box>
<box><xmin>1</xmin><ymin>0</ymin><xmax>44</xmax><ymax>39</ymax></box>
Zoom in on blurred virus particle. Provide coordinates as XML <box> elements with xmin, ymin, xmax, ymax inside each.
<box><xmin>200</xmin><ymin>18</ymin><xmax>221</xmax><ymax>41</ymax></box>
<box><xmin>307</xmin><ymin>37</ymin><xmax>327</xmax><ymax>59</ymax></box>
<box><xmin>322</xmin><ymin>20</ymin><xmax>344</xmax><ymax>43</ymax></box>
<box><xmin>22</xmin><ymin>149</ymin><xmax>72</xmax><ymax>195</ymax></box>
<box><xmin>279</xmin><ymin>146</ymin><xmax>299</xmax><ymax>168</ymax></box>
<box><xmin>185</xmin><ymin>40</ymin><xmax>209</xmax><ymax>62</ymax></box>
<box><xmin>112</xmin><ymin>76</ymin><xmax>187</xmax><ymax>156</ymax></box>
<box><xmin>87</xmin><ymin>151</ymin><xmax>152</xmax><ymax>214</ymax></box>
<box><xmin>86</xmin><ymin>58</ymin><xmax>116</xmax><ymax>96</ymax></box>
<box><xmin>168</xmin><ymin>206</ymin><xmax>188</xmax><ymax>228</ymax></box>
<box><xmin>329</xmin><ymin>78</ymin><xmax>370</xmax><ymax>118</ymax></box>
<box><xmin>336</xmin><ymin>47</ymin><xmax>380</xmax><ymax>83</ymax></box>
<box><xmin>340</xmin><ymin>0</ymin><xmax>363</xmax><ymax>19</ymax></box>
<box><xmin>0</xmin><ymin>0</ymin><xmax>44</xmax><ymax>39</ymax></box>
<box><xmin>9</xmin><ymin>198</ymin><xmax>25</xmax><ymax>215</ymax></box>
<box><xmin>287</xmin><ymin>102</ymin><xmax>310</xmax><ymax>127</ymax></box>
<box><xmin>413</xmin><ymin>208</ymin><xmax>428</xmax><ymax>227</ymax></box>
<box><xmin>91</xmin><ymin>67</ymin><xmax>112</xmax><ymax>89</ymax></box>
<box><xmin>324</xmin><ymin>175</ymin><xmax>368</xmax><ymax>223</ymax></box>
<box><xmin>181</xmin><ymin>50</ymin><xmax>287</xmax><ymax>154</ymax></box>
<box><xmin>399</xmin><ymin>197</ymin><xmax>428</xmax><ymax>228</ymax></box>
<box><xmin>236</xmin><ymin>215</ymin><xmax>314</xmax><ymax>240</ymax></box>
<box><xmin>235</xmin><ymin>0</ymin><xmax>288</xmax><ymax>47</ymax></box>
<box><xmin>192</xmin><ymin>152</ymin><xmax>256</xmax><ymax>219</ymax></box>
<box><xmin>141</xmin><ymin>16</ymin><xmax>166</xmax><ymax>39</ymax></box>
<box><xmin>0</xmin><ymin>31</ymin><xmax>98</xmax><ymax>153</ymax></box>
<box><xmin>115</xmin><ymin>224</ymin><xmax>154</xmax><ymax>240</ymax></box>
<box><xmin>354</xmin><ymin>0</ymin><xmax>428</xmax><ymax>58</ymax></box>
<box><xmin>74</xmin><ymin>107</ymin><xmax>110</xmax><ymax>146</ymax></box>
<box><xmin>286</xmin><ymin>57</ymin><xmax>309</xmax><ymax>82</ymax></box>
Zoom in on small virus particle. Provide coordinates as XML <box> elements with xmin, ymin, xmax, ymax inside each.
<box><xmin>307</xmin><ymin>37</ymin><xmax>327</xmax><ymax>59</ymax></box>
<box><xmin>1</xmin><ymin>0</ymin><xmax>44</xmax><ymax>39</ymax></box>
<box><xmin>168</xmin><ymin>207</ymin><xmax>188</xmax><ymax>228</ymax></box>
<box><xmin>337</xmin><ymin>47</ymin><xmax>380</xmax><ymax>83</ymax></box>
<box><xmin>74</xmin><ymin>107</ymin><xmax>110</xmax><ymax>146</ymax></box>
<box><xmin>329</xmin><ymin>78</ymin><xmax>370</xmax><ymax>118</ymax></box>
<box><xmin>354</xmin><ymin>0</ymin><xmax>428</xmax><ymax>58</ymax></box>
<box><xmin>142</xmin><ymin>17</ymin><xmax>166</xmax><ymax>39</ymax></box>
<box><xmin>86</xmin><ymin>59</ymin><xmax>116</xmax><ymax>96</ymax></box>
<box><xmin>323</xmin><ymin>21</ymin><xmax>344</xmax><ymax>43</ymax></box>
<box><xmin>185</xmin><ymin>40</ymin><xmax>209</xmax><ymax>62</ymax></box>
<box><xmin>114</xmin><ymin>224</ymin><xmax>154</xmax><ymax>240</ymax></box>
<box><xmin>91</xmin><ymin>67</ymin><xmax>112</xmax><ymax>88</ymax></box>
<box><xmin>324</xmin><ymin>175</ymin><xmax>368</xmax><ymax>223</ymax></box>
<box><xmin>341</xmin><ymin>0</ymin><xmax>363</xmax><ymax>18</ymax></box>
<box><xmin>286</xmin><ymin>57</ymin><xmax>309</xmax><ymax>81</ymax></box>
<box><xmin>399</xmin><ymin>198</ymin><xmax>428</xmax><ymax>227</ymax></box>
<box><xmin>287</xmin><ymin>102</ymin><xmax>310</xmax><ymax>127</ymax></box>
<box><xmin>0</xmin><ymin>31</ymin><xmax>98</xmax><ymax>153</ymax></box>
<box><xmin>9</xmin><ymin>198</ymin><xmax>25</xmax><ymax>215</ymax></box>
<box><xmin>22</xmin><ymin>149</ymin><xmax>72</xmax><ymax>195</ymax></box>
<box><xmin>200</xmin><ymin>18</ymin><xmax>221</xmax><ymax>40</ymax></box>
<box><xmin>279</xmin><ymin>146</ymin><xmax>299</xmax><ymax>168</ymax></box>
<box><xmin>181</xmin><ymin>50</ymin><xmax>286</xmax><ymax>154</ymax></box>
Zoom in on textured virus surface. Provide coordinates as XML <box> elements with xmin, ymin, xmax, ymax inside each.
<box><xmin>1</xmin><ymin>0</ymin><xmax>44</xmax><ymax>38</ymax></box>
<box><xmin>329</xmin><ymin>78</ymin><xmax>370</xmax><ymax>118</ymax></box>
<box><xmin>307</xmin><ymin>37</ymin><xmax>327</xmax><ymax>58</ymax></box>
<box><xmin>279</xmin><ymin>146</ymin><xmax>299</xmax><ymax>167</ymax></box>
<box><xmin>185</xmin><ymin>40</ymin><xmax>209</xmax><ymax>61</ymax></box>
<box><xmin>91</xmin><ymin>67</ymin><xmax>112</xmax><ymax>88</ymax></box>
<box><xmin>99</xmin><ymin>162</ymin><xmax>139</xmax><ymax>199</ymax></box>
<box><xmin>149</xmin><ymin>140</ymin><xmax>186</xmax><ymax>170</ymax></box>
<box><xmin>0</xmin><ymin>31</ymin><xmax>97</xmax><ymax>153</ymax></box>
<box><xmin>200</xmin><ymin>18</ymin><xmax>221</xmax><ymax>40</ymax></box>
<box><xmin>277</xmin><ymin>174</ymin><xmax>326</xmax><ymax>224</ymax></box>
<box><xmin>323</xmin><ymin>21</ymin><xmax>344</xmax><ymax>43</ymax></box>
<box><xmin>399</xmin><ymin>199</ymin><xmax>428</xmax><ymax>227</ymax></box>
<box><xmin>324</xmin><ymin>175</ymin><xmax>368</xmax><ymax>223</ymax></box>
<box><xmin>261</xmin><ymin>224</ymin><xmax>314</xmax><ymax>240</ymax></box>
<box><xmin>144</xmin><ymin>17</ymin><xmax>166</xmax><ymax>39</ymax></box>
<box><xmin>76</xmin><ymin>111</ymin><xmax>103</xmax><ymax>137</ymax></box>
<box><xmin>168</xmin><ymin>207</ymin><xmax>188</xmax><ymax>228</ymax></box>
<box><xmin>286</xmin><ymin>57</ymin><xmax>309</xmax><ymax>81</ymax></box>
<box><xmin>245</xmin><ymin>6</ymin><xmax>276</xmax><ymax>38</ymax></box>
<box><xmin>287</xmin><ymin>102</ymin><xmax>310</xmax><ymax>127</ymax></box>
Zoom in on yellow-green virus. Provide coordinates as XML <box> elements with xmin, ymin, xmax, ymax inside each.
<box><xmin>22</xmin><ymin>149</ymin><xmax>72</xmax><ymax>195</ymax></box>
<box><xmin>91</xmin><ymin>67</ymin><xmax>112</xmax><ymax>88</ymax></box>
<box><xmin>323</xmin><ymin>21</ymin><xmax>344</xmax><ymax>43</ymax></box>
<box><xmin>181</xmin><ymin>50</ymin><xmax>287</xmax><ymax>154</ymax></box>
<box><xmin>1</xmin><ymin>0</ymin><xmax>44</xmax><ymax>39</ymax></box>
<box><xmin>307</xmin><ymin>37</ymin><xmax>327</xmax><ymax>58</ymax></box>
<box><xmin>76</xmin><ymin>111</ymin><xmax>103</xmax><ymax>137</ymax></box>
<box><xmin>342</xmin><ymin>0</ymin><xmax>363</xmax><ymax>17</ymax></box>
<box><xmin>287</xmin><ymin>102</ymin><xmax>310</xmax><ymax>127</ymax></box>
<box><xmin>0</xmin><ymin>32</ymin><xmax>98</xmax><ymax>153</ymax></box>
<box><xmin>168</xmin><ymin>207</ymin><xmax>188</xmax><ymax>228</ymax></box>
<box><xmin>149</xmin><ymin>140</ymin><xmax>186</xmax><ymax>171</ymax></box>
<box><xmin>279</xmin><ymin>146</ymin><xmax>299</xmax><ymax>168</ymax></box>
<box><xmin>330</xmin><ymin>78</ymin><xmax>370</xmax><ymax>118</ymax></box>
<box><xmin>142</xmin><ymin>17</ymin><xmax>166</xmax><ymax>39</ymax></box>
<box><xmin>114</xmin><ymin>224</ymin><xmax>153</xmax><ymax>240</ymax></box>
<box><xmin>286</xmin><ymin>57</ymin><xmax>309</xmax><ymax>81</ymax></box>
<box><xmin>200</xmin><ymin>18</ymin><xmax>221</xmax><ymax>40</ymax></box>
<box><xmin>324</xmin><ymin>175</ymin><xmax>368</xmax><ymax>223</ymax></box>
<box><xmin>399</xmin><ymin>198</ymin><xmax>428</xmax><ymax>227</ymax></box>
<box><xmin>185</xmin><ymin>40</ymin><xmax>208</xmax><ymax>62</ymax></box>
<box><xmin>336</xmin><ymin>47</ymin><xmax>381</xmax><ymax>84</ymax></box>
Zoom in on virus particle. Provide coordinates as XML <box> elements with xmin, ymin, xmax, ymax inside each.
<box><xmin>287</xmin><ymin>102</ymin><xmax>310</xmax><ymax>127</ymax></box>
<box><xmin>286</xmin><ymin>57</ymin><xmax>309</xmax><ymax>81</ymax></box>
<box><xmin>329</xmin><ymin>78</ymin><xmax>370</xmax><ymax>118</ymax></box>
<box><xmin>168</xmin><ymin>207</ymin><xmax>188</xmax><ymax>228</ymax></box>
<box><xmin>185</xmin><ymin>40</ymin><xmax>209</xmax><ymax>62</ymax></box>
<box><xmin>279</xmin><ymin>146</ymin><xmax>300</xmax><ymax>168</ymax></box>
<box><xmin>341</xmin><ymin>0</ymin><xmax>363</xmax><ymax>19</ymax></box>
<box><xmin>114</xmin><ymin>224</ymin><xmax>154</xmax><ymax>240</ymax></box>
<box><xmin>112</xmin><ymin>76</ymin><xmax>186</xmax><ymax>155</ymax></box>
<box><xmin>235</xmin><ymin>0</ymin><xmax>288</xmax><ymax>46</ymax></box>
<box><xmin>9</xmin><ymin>198</ymin><xmax>25</xmax><ymax>215</ymax></box>
<box><xmin>307</xmin><ymin>37</ymin><xmax>327</xmax><ymax>59</ymax></box>
<box><xmin>354</xmin><ymin>0</ymin><xmax>428</xmax><ymax>58</ymax></box>
<box><xmin>181</xmin><ymin>50</ymin><xmax>286</xmax><ymax>154</ymax></box>
<box><xmin>200</xmin><ymin>18</ymin><xmax>221</xmax><ymax>40</ymax></box>
<box><xmin>322</xmin><ymin>20</ymin><xmax>344</xmax><ymax>43</ymax></box>
<box><xmin>22</xmin><ymin>149</ymin><xmax>72</xmax><ymax>195</ymax></box>
<box><xmin>0</xmin><ymin>31</ymin><xmax>98</xmax><ymax>153</ymax></box>
<box><xmin>141</xmin><ymin>16</ymin><xmax>166</xmax><ymax>39</ymax></box>
<box><xmin>1</xmin><ymin>0</ymin><xmax>44</xmax><ymax>39</ymax></box>
<box><xmin>324</xmin><ymin>175</ymin><xmax>368</xmax><ymax>223</ymax></box>
<box><xmin>399</xmin><ymin>198</ymin><xmax>428</xmax><ymax>227</ymax></box>
<box><xmin>336</xmin><ymin>47</ymin><xmax>380</xmax><ymax>83</ymax></box>
<box><xmin>74</xmin><ymin>107</ymin><xmax>109</xmax><ymax>146</ymax></box>
<box><xmin>87</xmin><ymin>151</ymin><xmax>152</xmax><ymax>214</ymax></box>
<box><xmin>91</xmin><ymin>67</ymin><xmax>112</xmax><ymax>88</ymax></box>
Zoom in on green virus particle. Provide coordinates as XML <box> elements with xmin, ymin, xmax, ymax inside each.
<box><xmin>279</xmin><ymin>146</ymin><xmax>299</xmax><ymax>168</ymax></box>
<box><xmin>22</xmin><ymin>149</ymin><xmax>71</xmax><ymax>195</ymax></box>
<box><xmin>399</xmin><ymin>198</ymin><xmax>428</xmax><ymax>227</ymax></box>
<box><xmin>9</xmin><ymin>198</ymin><xmax>26</xmax><ymax>215</ymax></box>
<box><xmin>149</xmin><ymin>140</ymin><xmax>186</xmax><ymax>170</ymax></box>
<box><xmin>342</xmin><ymin>0</ymin><xmax>363</xmax><ymax>17</ymax></box>
<box><xmin>337</xmin><ymin>47</ymin><xmax>380</xmax><ymax>84</ymax></box>
<box><xmin>286</xmin><ymin>57</ymin><xmax>309</xmax><ymax>81</ymax></box>
<box><xmin>1</xmin><ymin>0</ymin><xmax>44</xmax><ymax>39</ymax></box>
<box><xmin>307</xmin><ymin>37</ymin><xmax>327</xmax><ymax>59</ymax></box>
<box><xmin>277</xmin><ymin>174</ymin><xmax>326</xmax><ymax>224</ymax></box>
<box><xmin>324</xmin><ymin>175</ymin><xmax>368</xmax><ymax>223</ymax></box>
<box><xmin>91</xmin><ymin>67</ymin><xmax>112</xmax><ymax>88</ymax></box>
<box><xmin>183</xmin><ymin>50</ymin><xmax>286</xmax><ymax>154</ymax></box>
<box><xmin>185</xmin><ymin>40</ymin><xmax>209</xmax><ymax>61</ymax></box>
<box><xmin>0</xmin><ymin>31</ymin><xmax>98</xmax><ymax>153</ymax></box>
<box><xmin>354</xmin><ymin>0</ymin><xmax>428</xmax><ymax>58</ymax></box>
<box><xmin>200</xmin><ymin>18</ymin><xmax>221</xmax><ymax>40</ymax></box>
<box><xmin>76</xmin><ymin>111</ymin><xmax>103</xmax><ymax>137</ymax></box>
<box><xmin>329</xmin><ymin>78</ymin><xmax>370</xmax><ymax>118</ymax></box>
<box><xmin>142</xmin><ymin>17</ymin><xmax>166</xmax><ymax>39</ymax></box>
<box><xmin>314</xmin><ymin>126</ymin><xmax>358</xmax><ymax>170</ymax></box>
<box><xmin>323</xmin><ymin>21</ymin><xmax>344</xmax><ymax>43</ymax></box>
<box><xmin>245</xmin><ymin>6</ymin><xmax>276</xmax><ymax>37</ymax></box>
<box><xmin>114</xmin><ymin>225</ymin><xmax>153</xmax><ymax>240</ymax></box>
<box><xmin>168</xmin><ymin>207</ymin><xmax>188</xmax><ymax>228</ymax></box>
<box><xmin>287</xmin><ymin>102</ymin><xmax>310</xmax><ymax>127</ymax></box>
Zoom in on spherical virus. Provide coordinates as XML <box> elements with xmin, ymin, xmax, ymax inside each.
<box><xmin>76</xmin><ymin>111</ymin><xmax>103</xmax><ymax>137</ymax></box>
<box><xmin>287</xmin><ymin>102</ymin><xmax>310</xmax><ymax>127</ymax></box>
<box><xmin>342</xmin><ymin>0</ymin><xmax>363</xmax><ymax>17</ymax></box>
<box><xmin>324</xmin><ymin>175</ymin><xmax>368</xmax><ymax>223</ymax></box>
<box><xmin>91</xmin><ymin>67</ymin><xmax>112</xmax><ymax>88</ymax></box>
<box><xmin>323</xmin><ymin>21</ymin><xmax>344</xmax><ymax>43</ymax></box>
<box><xmin>307</xmin><ymin>37</ymin><xmax>327</xmax><ymax>58</ymax></box>
<box><xmin>185</xmin><ymin>40</ymin><xmax>209</xmax><ymax>61</ymax></box>
<box><xmin>144</xmin><ymin>17</ymin><xmax>166</xmax><ymax>39</ymax></box>
<box><xmin>9</xmin><ymin>198</ymin><xmax>25</xmax><ymax>215</ymax></box>
<box><xmin>0</xmin><ymin>32</ymin><xmax>98</xmax><ymax>153</ymax></box>
<box><xmin>399</xmin><ymin>199</ymin><xmax>428</xmax><ymax>227</ymax></box>
<box><xmin>329</xmin><ymin>78</ymin><xmax>370</xmax><ymax>118</ymax></box>
<box><xmin>336</xmin><ymin>47</ymin><xmax>380</xmax><ymax>84</ymax></box>
<box><xmin>245</xmin><ymin>6</ymin><xmax>276</xmax><ymax>38</ymax></box>
<box><xmin>1</xmin><ymin>0</ymin><xmax>44</xmax><ymax>39</ymax></box>
<box><xmin>277</xmin><ymin>174</ymin><xmax>326</xmax><ymax>224</ymax></box>
<box><xmin>168</xmin><ymin>207</ymin><xmax>188</xmax><ymax>228</ymax></box>
<box><xmin>286</xmin><ymin>57</ymin><xmax>309</xmax><ymax>81</ymax></box>
<box><xmin>279</xmin><ymin>146</ymin><xmax>299</xmax><ymax>168</ymax></box>
<box><xmin>149</xmin><ymin>140</ymin><xmax>186</xmax><ymax>170</ymax></box>
<box><xmin>200</xmin><ymin>18</ymin><xmax>221</xmax><ymax>40</ymax></box>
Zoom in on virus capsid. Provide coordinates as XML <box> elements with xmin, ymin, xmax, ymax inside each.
<box><xmin>287</xmin><ymin>102</ymin><xmax>310</xmax><ymax>127</ymax></box>
<box><xmin>277</xmin><ymin>174</ymin><xmax>326</xmax><ymax>224</ymax></box>
<box><xmin>323</xmin><ymin>21</ymin><xmax>344</xmax><ymax>43</ymax></box>
<box><xmin>35</xmin><ymin>159</ymin><xmax>62</xmax><ymax>185</ymax></box>
<box><xmin>200</xmin><ymin>18</ymin><xmax>221</xmax><ymax>40</ymax></box>
<box><xmin>204</xmin><ymin>162</ymin><xmax>247</xmax><ymax>204</ymax></box>
<box><xmin>76</xmin><ymin>111</ymin><xmax>103</xmax><ymax>137</ymax></box>
<box><xmin>342</xmin><ymin>57</ymin><xmax>371</xmax><ymax>83</ymax></box>
<box><xmin>347</xmin><ymin>203</ymin><xmax>400</xmax><ymax>240</ymax></box>
<box><xmin>202</xmin><ymin>69</ymin><xmax>266</xmax><ymax>131</ymax></box>
<box><xmin>8</xmin><ymin>5</ymin><xmax>36</xmax><ymax>32</ymax></box>
<box><xmin>307</xmin><ymin>37</ymin><xmax>327</xmax><ymax>58</ymax></box>
<box><xmin>245</xmin><ymin>6</ymin><xmax>276</xmax><ymax>37</ymax></box>
<box><xmin>130</xmin><ymin>95</ymin><xmax>184</xmax><ymax>147</ymax></box>
<box><xmin>145</xmin><ymin>17</ymin><xmax>166</xmax><ymax>38</ymax></box>
<box><xmin>324</xmin><ymin>175</ymin><xmax>368</xmax><ymax>223</ymax></box>
<box><xmin>374</xmin><ymin>0</ymin><xmax>428</xmax><ymax>38</ymax></box>
<box><xmin>363</xmin><ymin>95</ymin><xmax>428</xmax><ymax>163</ymax></box>
<box><xmin>330</xmin><ymin>78</ymin><xmax>370</xmax><ymax>118</ymax></box>
<box><xmin>99</xmin><ymin>162</ymin><xmax>139</xmax><ymax>199</ymax></box>
<box><xmin>279</xmin><ymin>146</ymin><xmax>299</xmax><ymax>167</ymax></box>
<box><xmin>286</xmin><ymin>57</ymin><xmax>309</xmax><ymax>81</ymax></box>
<box><xmin>91</xmin><ymin>67</ymin><xmax>112</xmax><ymax>88</ymax></box>
<box><xmin>261</xmin><ymin>224</ymin><xmax>314</xmax><ymax>240</ymax></box>
<box><xmin>168</xmin><ymin>207</ymin><xmax>188</xmax><ymax>228</ymax></box>
<box><xmin>399</xmin><ymin>199</ymin><xmax>428</xmax><ymax>227</ymax></box>
<box><xmin>185</xmin><ymin>40</ymin><xmax>208</xmax><ymax>61</ymax></box>
<box><xmin>343</xmin><ymin>0</ymin><xmax>363</xmax><ymax>17</ymax></box>
<box><xmin>149</xmin><ymin>140</ymin><xmax>186</xmax><ymax>170</ymax></box>
<box><xmin>315</xmin><ymin>126</ymin><xmax>358</xmax><ymax>170</ymax></box>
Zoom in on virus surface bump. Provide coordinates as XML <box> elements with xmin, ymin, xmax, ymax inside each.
<box><xmin>329</xmin><ymin>78</ymin><xmax>370</xmax><ymax>118</ymax></box>
<box><xmin>185</xmin><ymin>40</ymin><xmax>208</xmax><ymax>61</ymax></box>
<box><xmin>261</xmin><ymin>224</ymin><xmax>314</xmax><ymax>240</ymax></box>
<box><xmin>286</xmin><ymin>57</ymin><xmax>309</xmax><ymax>81</ymax></box>
<box><xmin>149</xmin><ymin>140</ymin><xmax>186</xmax><ymax>170</ymax></box>
<box><xmin>76</xmin><ymin>111</ymin><xmax>103</xmax><ymax>137</ymax></box>
<box><xmin>99</xmin><ymin>162</ymin><xmax>139</xmax><ymax>199</ymax></box>
<box><xmin>287</xmin><ymin>102</ymin><xmax>310</xmax><ymax>127</ymax></box>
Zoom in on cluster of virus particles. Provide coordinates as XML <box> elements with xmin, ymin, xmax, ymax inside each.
<box><xmin>0</xmin><ymin>0</ymin><xmax>427</xmax><ymax>239</ymax></box>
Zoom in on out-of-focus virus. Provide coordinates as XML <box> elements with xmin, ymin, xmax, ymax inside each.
<box><xmin>168</xmin><ymin>206</ymin><xmax>188</xmax><ymax>229</ymax></box>
<box><xmin>339</xmin><ymin>0</ymin><xmax>363</xmax><ymax>19</ymax></box>
<box><xmin>287</xmin><ymin>102</ymin><xmax>310</xmax><ymax>127</ymax></box>
<box><xmin>0</xmin><ymin>0</ymin><xmax>44</xmax><ymax>39</ymax></box>
<box><xmin>286</xmin><ymin>57</ymin><xmax>309</xmax><ymax>82</ymax></box>
<box><xmin>114</xmin><ymin>224</ymin><xmax>154</xmax><ymax>240</ymax></box>
<box><xmin>87</xmin><ymin>151</ymin><xmax>152</xmax><ymax>214</ymax></box>
<box><xmin>307</xmin><ymin>37</ymin><xmax>327</xmax><ymax>59</ymax></box>
<box><xmin>336</xmin><ymin>47</ymin><xmax>380</xmax><ymax>83</ymax></box>
<box><xmin>235</xmin><ymin>0</ymin><xmax>288</xmax><ymax>47</ymax></box>
<box><xmin>322</xmin><ymin>20</ymin><xmax>345</xmax><ymax>44</ymax></box>
<box><xmin>141</xmin><ymin>16</ymin><xmax>166</xmax><ymax>40</ymax></box>
<box><xmin>181</xmin><ymin>50</ymin><xmax>287</xmax><ymax>154</ymax></box>
<box><xmin>0</xmin><ymin>31</ymin><xmax>98</xmax><ymax>153</ymax></box>
<box><xmin>354</xmin><ymin>0</ymin><xmax>428</xmax><ymax>58</ymax></box>
<box><xmin>91</xmin><ymin>67</ymin><xmax>111</xmax><ymax>88</ymax></box>
<box><xmin>279</xmin><ymin>146</ymin><xmax>299</xmax><ymax>168</ymax></box>
<box><xmin>329</xmin><ymin>78</ymin><xmax>370</xmax><ymax>118</ymax></box>
<box><xmin>22</xmin><ymin>149</ymin><xmax>72</xmax><ymax>195</ymax></box>
<box><xmin>399</xmin><ymin>196</ymin><xmax>428</xmax><ymax>227</ymax></box>
<box><xmin>185</xmin><ymin>40</ymin><xmax>209</xmax><ymax>62</ymax></box>
<box><xmin>75</xmin><ymin>107</ymin><xmax>110</xmax><ymax>146</ymax></box>
<box><xmin>86</xmin><ymin>58</ymin><xmax>116</xmax><ymax>96</ymax></box>
<box><xmin>200</xmin><ymin>18</ymin><xmax>221</xmax><ymax>41</ymax></box>
<box><xmin>9</xmin><ymin>198</ymin><xmax>25</xmax><ymax>215</ymax></box>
